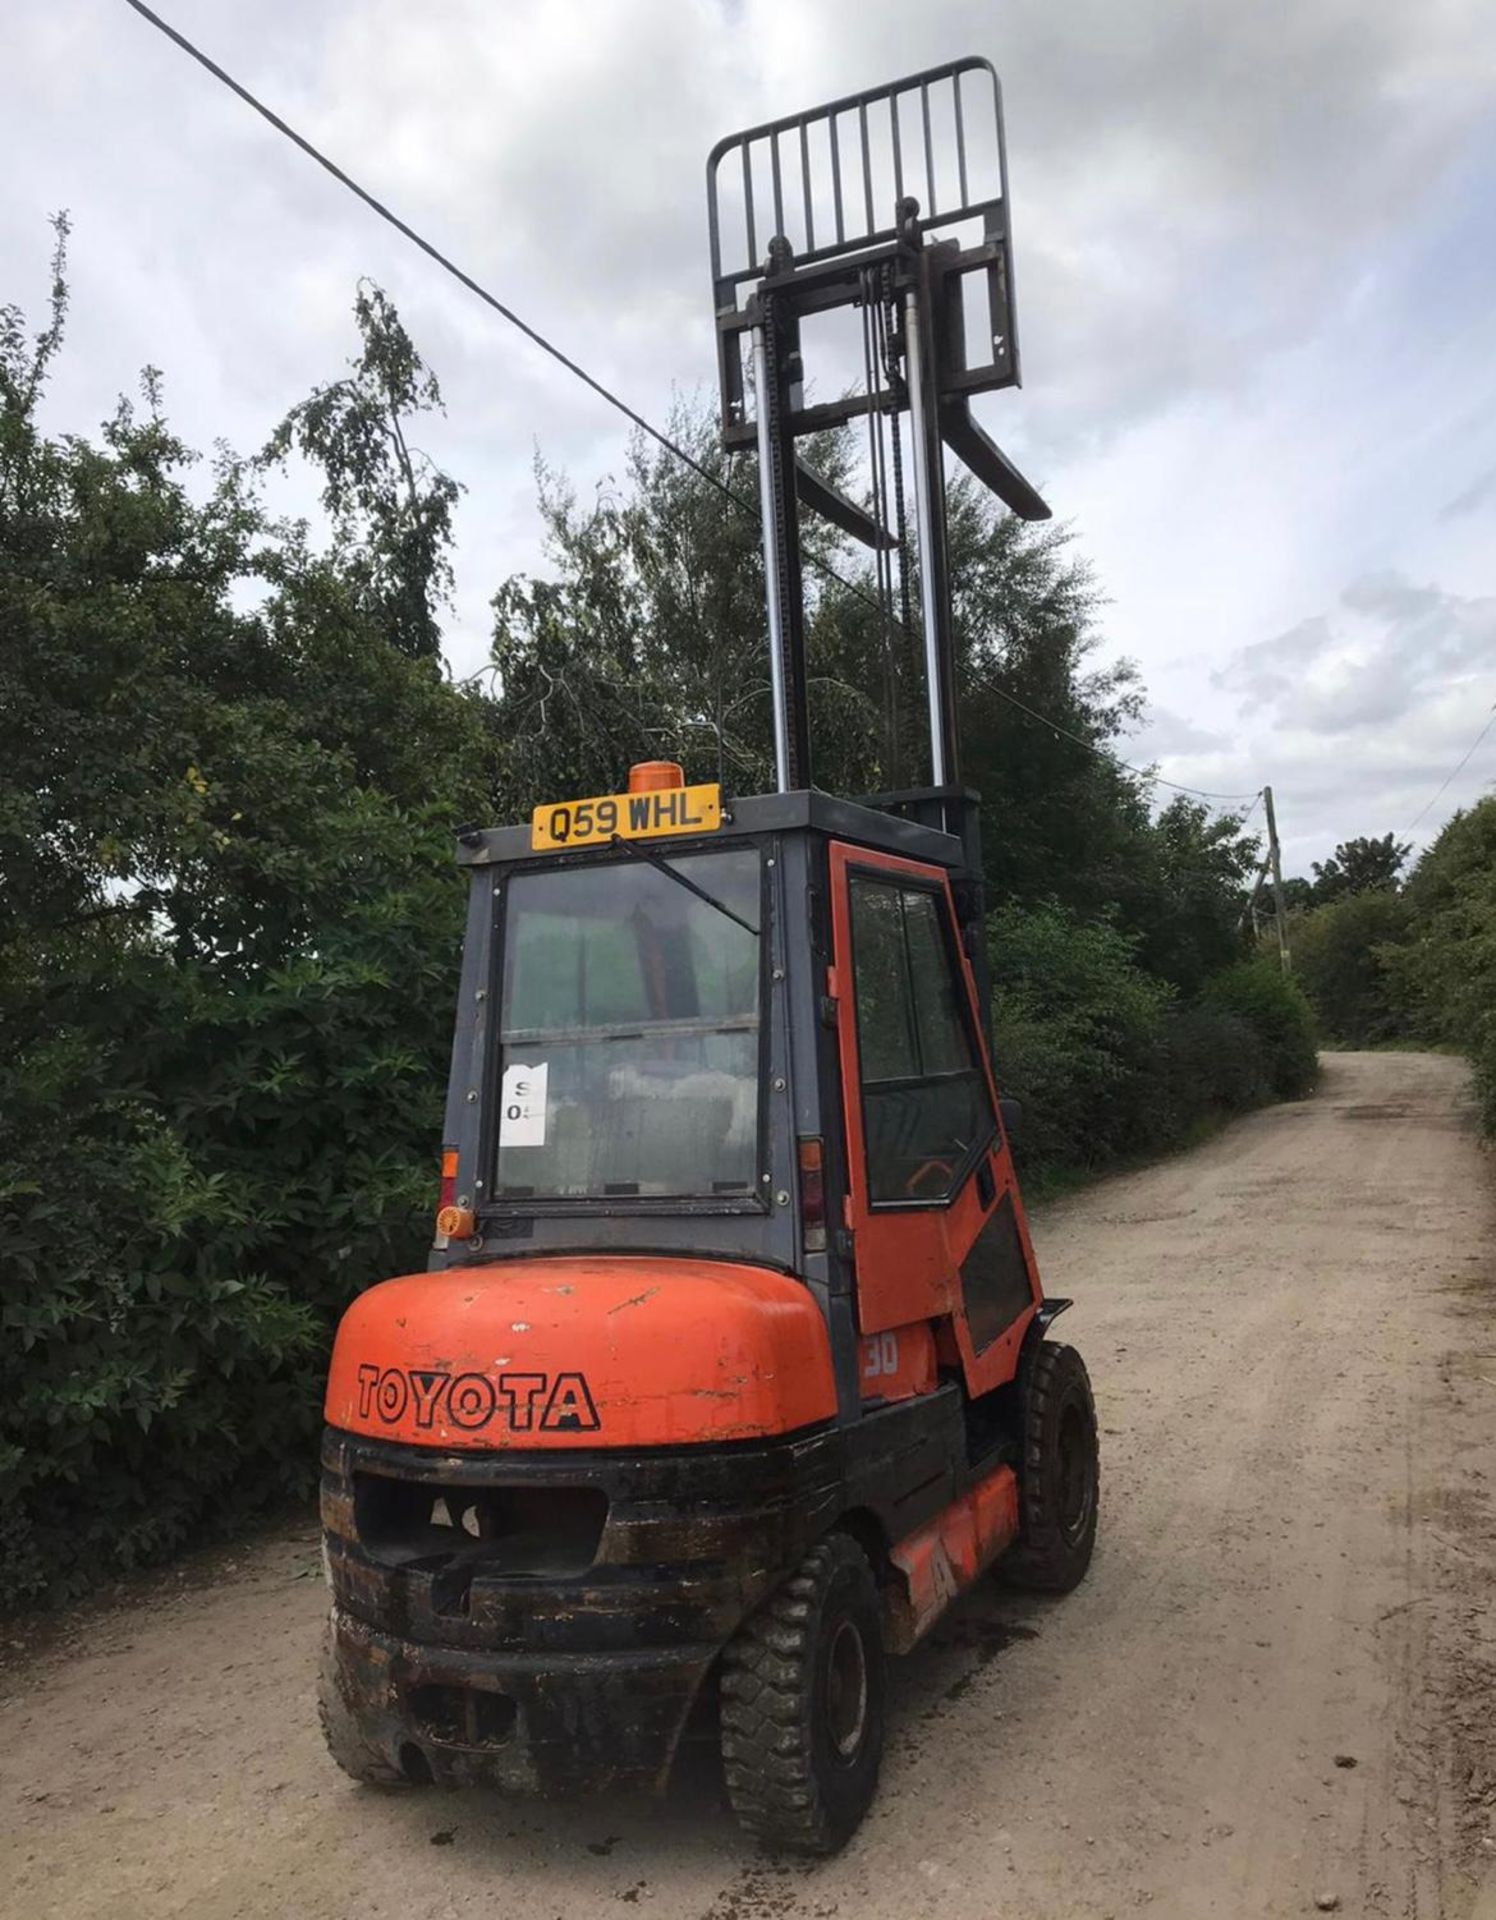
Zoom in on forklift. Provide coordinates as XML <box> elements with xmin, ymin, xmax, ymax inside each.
<box><xmin>319</xmin><ymin>58</ymin><xmax>1099</xmax><ymax>1855</ymax></box>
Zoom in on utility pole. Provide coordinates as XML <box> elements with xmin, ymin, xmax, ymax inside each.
<box><xmin>1262</xmin><ymin>784</ymin><xmax>1292</xmax><ymax>974</ymax></box>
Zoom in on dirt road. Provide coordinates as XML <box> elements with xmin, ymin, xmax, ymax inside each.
<box><xmin>5</xmin><ymin>1052</ymin><xmax>1495</xmax><ymax>1920</ymax></box>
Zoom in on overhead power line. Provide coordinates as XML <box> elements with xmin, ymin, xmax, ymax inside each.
<box><xmin>1405</xmin><ymin>701</ymin><xmax>1496</xmax><ymax>833</ymax></box>
<box><xmin>974</xmin><ymin>682</ymin><xmax>1261</xmax><ymax>802</ymax></box>
<box><xmin>119</xmin><ymin>0</ymin><xmax>732</xmax><ymax>499</ymax></box>
<box><xmin>120</xmin><ymin>0</ymin><xmax>1262</xmax><ymax>810</ymax></box>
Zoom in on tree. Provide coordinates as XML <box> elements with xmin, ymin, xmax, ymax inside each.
<box><xmin>1291</xmin><ymin>892</ymin><xmax>1411</xmax><ymax>1045</ymax></box>
<box><xmin>1311</xmin><ymin>833</ymin><xmax>1411</xmax><ymax>903</ymax></box>
<box><xmin>933</xmin><ymin>482</ymin><xmax>1151</xmax><ymax>922</ymax></box>
<box><xmin>0</xmin><ymin>235</ymin><xmax>495</xmax><ymax>1603</ymax></box>
<box><xmin>263</xmin><ymin>283</ymin><xmax>461</xmax><ymax>662</ymax></box>
<box><xmin>1119</xmin><ymin>797</ymin><xmax>1259</xmax><ymax>998</ymax></box>
<box><xmin>489</xmin><ymin>398</ymin><xmax>1173</xmax><ymax>933</ymax></box>
<box><xmin>489</xmin><ymin>405</ymin><xmax>880</xmax><ymax>808</ymax></box>
<box><xmin>488</xmin><ymin>394</ymin><xmax>1272</xmax><ymax>1010</ymax></box>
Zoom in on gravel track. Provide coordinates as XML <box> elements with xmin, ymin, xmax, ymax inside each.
<box><xmin>4</xmin><ymin>1052</ymin><xmax>1494</xmax><ymax>1920</ymax></box>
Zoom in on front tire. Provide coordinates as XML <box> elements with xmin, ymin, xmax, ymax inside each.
<box><xmin>317</xmin><ymin>1620</ymin><xmax>417</xmax><ymax>1788</ymax></box>
<box><xmin>1001</xmin><ymin>1339</ymin><xmax>1099</xmax><ymax>1593</ymax></box>
<box><xmin>719</xmin><ymin>1533</ymin><xmax>886</xmax><ymax>1856</ymax></box>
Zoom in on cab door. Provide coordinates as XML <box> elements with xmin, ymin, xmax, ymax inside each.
<box><xmin>827</xmin><ymin>842</ymin><xmax>1040</xmax><ymax>1401</ymax></box>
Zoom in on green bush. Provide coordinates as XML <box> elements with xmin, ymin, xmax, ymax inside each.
<box><xmin>1386</xmin><ymin>798</ymin><xmax>1496</xmax><ymax>1130</ymax></box>
<box><xmin>988</xmin><ymin>903</ymin><xmax>1171</xmax><ymax>1170</ymax></box>
<box><xmin>1151</xmin><ymin>1006</ymin><xmax>1270</xmax><ymax>1130</ymax></box>
<box><xmin>0</xmin><ymin>245</ymin><xmax>493</xmax><ymax>1609</ymax></box>
<box><xmin>1202</xmin><ymin>957</ymin><xmax>1318</xmax><ymax>1098</ymax></box>
<box><xmin>0</xmin><ymin>1083</ymin><xmax>324</xmax><ymax>1601</ymax></box>
<box><xmin>988</xmin><ymin>905</ymin><xmax>1294</xmax><ymax>1175</ymax></box>
<box><xmin>1290</xmin><ymin>892</ymin><xmax>1411</xmax><ymax>1044</ymax></box>
<box><xmin>0</xmin><ymin>801</ymin><xmax>464</xmax><ymax>1606</ymax></box>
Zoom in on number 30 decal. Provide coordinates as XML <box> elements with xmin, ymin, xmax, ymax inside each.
<box><xmin>862</xmin><ymin>1332</ymin><xmax>900</xmax><ymax>1379</ymax></box>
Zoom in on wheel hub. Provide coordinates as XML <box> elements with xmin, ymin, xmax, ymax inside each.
<box><xmin>1057</xmin><ymin>1402</ymin><xmax>1095</xmax><ymax>1543</ymax></box>
<box><xmin>825</xmin><ymin>1617</ymin><xmax>868</xmax><ymax>1761</ymax></box>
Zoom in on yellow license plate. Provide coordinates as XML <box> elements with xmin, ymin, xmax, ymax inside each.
<box><xmin>531</xmin><ymin>782</ymin><xmax>722</xmax><ymax>851</ymax></box>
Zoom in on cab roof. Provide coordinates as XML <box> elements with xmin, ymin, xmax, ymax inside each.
<box><xmin>455</xmin><ymin>788</ymin><xmax>976</xmax><ymax>875</ymax></box>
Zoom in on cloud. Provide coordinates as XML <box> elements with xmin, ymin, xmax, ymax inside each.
<box><xmin>1125</xmin><ymin>706</ymin><xmax>1231</xmax><ymax>757</ymax></box>
<box><xmin>1212</xmin><ymin>617</ymin><xmax>1336</xmax><ymax>713</ymax></box>
<box><xmin>1204</xmin><ymin>573</ymin><xmax>1496</xmax><ymax>868</ymax></box>
<box><xmin>276</xmin><ymin>0</ymin><xmax>1496</xmax><ymax>458</ymax></box>
<box><xmin>1440</xmin><ymin>462</ymin><xmax>1496</xmax><ymax>521</ymax></box>
<box><xmin>1217</xmin><ymin>573</ymin><xmax>1496</xmax><ymax>737</ymax></box>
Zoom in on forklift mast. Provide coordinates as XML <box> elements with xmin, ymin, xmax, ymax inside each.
<box><xmin>706</xmin><ymin>57</ymin><xmax>1050</xmax><ymax>818</ymax></box>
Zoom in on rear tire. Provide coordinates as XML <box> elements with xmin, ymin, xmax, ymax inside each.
<box><xmin>1001</xmin><ymin>1340</ymin><xmax>1099</xmax><ymax>1593</ymax></box>
<box><xmin>719</xmin><ymin>1533</ymin><xmax>886</xmax><ymax>1856</ymax></box>
<box><xmin>317</xmin><ymin>1620</ymin><xmax>417</xmax><ymax>1788</ymax></box>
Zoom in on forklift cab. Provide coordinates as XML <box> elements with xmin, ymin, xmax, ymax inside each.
<box><xmin>422</xmin><ymin>772</ymin><xmax>1042</xmax><ymax>1425</ymax></box>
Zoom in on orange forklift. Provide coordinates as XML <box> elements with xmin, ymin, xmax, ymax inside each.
<box><xmin>319</xmin><ymin>58</ymin><xmax>1098</xmax><ymax>1854</ymax></box>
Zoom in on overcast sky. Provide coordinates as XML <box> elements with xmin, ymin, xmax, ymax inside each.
<box><xmin>8</xmin><ymin>0</ymin><xmax>1496</xmax><ymax>871</ymax></box>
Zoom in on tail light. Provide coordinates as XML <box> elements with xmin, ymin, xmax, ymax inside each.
<box><xmin>435</xmin><ymin>1148</ymin><xmax>474</xmax><ymax>1243</ymax></box>
<box><xmin>798</xmin><ymin>1136</ymin><xmax>826</xmax><ymax>1252</ymax></box>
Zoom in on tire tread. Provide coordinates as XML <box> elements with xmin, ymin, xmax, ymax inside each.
<box><xmin>720</xmin><ymin>1534</ymin><xmax>879</xmax><ymax>1855</ymax></box>
<box><xmin>1001</xmin><ymin>1339</ymin><xmax>1099</xmax><ymax>1594</ymax></box>
<box><xmin>316</xmin><ymin>1622</ymin><xmax>411</xmax><ymax>1788</ymax></box>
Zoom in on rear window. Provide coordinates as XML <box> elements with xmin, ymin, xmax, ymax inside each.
<box><xmin>495</xmin><ymin>849</ymin><xmax>762</xmax><ymax>1202</ymax></box>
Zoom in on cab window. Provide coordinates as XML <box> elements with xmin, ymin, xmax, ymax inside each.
<box><xmin>496</xmin><ymin>848</ymin><xmax>761</xmax><ymax>1202</ymax></box>
<box><xmin>848</xmin><ymin>876</ymin><xmax>994</xmax><ymax>1205</ymax></box>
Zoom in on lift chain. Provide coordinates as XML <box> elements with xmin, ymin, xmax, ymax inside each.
<box><xmin>881</xmin><ymin>264</ymin><xmax>914</xmax><ymax>642</ymax></box>
<box><xmin>860</xmin><ymin>265</ymin><xmax>898</xmax><ymax>783</ymax></box>
<box><xmin>757</xmin><ymin>282</ymin><xmax>808</xmax><ymax>790</ymax></box>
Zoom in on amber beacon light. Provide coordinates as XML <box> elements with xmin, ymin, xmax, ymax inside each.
<box><xmin>626</xmin><ymin>761</ymin><xmax>685</xmax><ymax>793</ymax></box>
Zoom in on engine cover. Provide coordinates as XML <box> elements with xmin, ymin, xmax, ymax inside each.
<box><xmin>324</xmin><ymin>1255</ymin><xmax>836</xmax><ymax>1450</ymax></box>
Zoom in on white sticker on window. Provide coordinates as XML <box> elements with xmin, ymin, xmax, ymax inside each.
<box><xmin>499</xmin><ymin>1061</ymin><xmax>549</xmax><ymax>1146</ymax></box>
